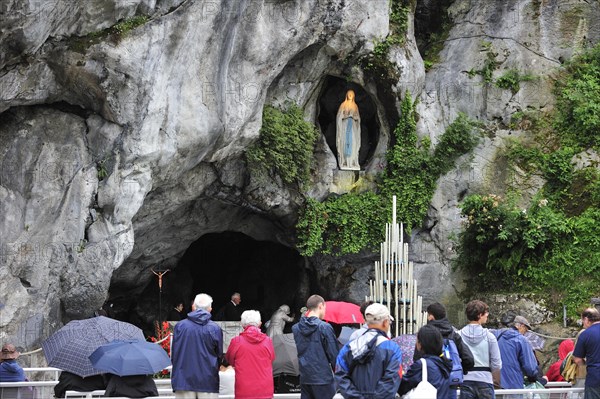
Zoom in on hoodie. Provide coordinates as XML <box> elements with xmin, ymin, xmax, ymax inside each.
<box><xmin>493</xmin><ymin>328</ymin><xmax>539</xmax><ymax>388</ymax></box>
<box><xmin>292</xmin><ymin>316</ymin><xmax>339</xmax><ymax>385</ymax></box>
<box><xmin>546</xmin><ymin>340</ymin><xmax>574</xmax><ymax>382</ymax></box>
<box><xmin>171</xmin><ymin>309</ymin><xmax>223</xmax><ymax>393</ymax></box>
<box><xmin>398</xmin><ymin>355</ymin><xmax>453</xmax><ymax>398</ymax></box>
<box><xmin>336</xmin><ymin>328</ymin><xmax>403</xmax><ymax>399</ymax></box>
<box><xmin>460</xmin><ymin>324</ymin><xmax>502</xmax><ymax>385</ymax></box>
<box><xmin>226</xmin><ymin>325</ymin><xmax>275</xmax><ymax>399</ymax></box>
<box><xmin>414</xmin><ymin>318</ymin><xmax>475</xmax><ymax>373</ymax></box>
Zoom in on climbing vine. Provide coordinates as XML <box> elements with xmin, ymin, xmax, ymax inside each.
<box><xmin>246</xmin><ymin>103</ymin><xmax>318</xmax><ymax>188</ymax></box>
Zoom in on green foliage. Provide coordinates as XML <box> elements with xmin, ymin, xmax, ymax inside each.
<box><xmin>97</xmin><ymin>158</ymin><xmax>109</xmax><ymax>181</ymax></box>
<box><xmin>506</xmin><ymin>143</ymin><xmax>575</xmax><ymax>201</ymax></box>
<box><xmin>555</xmin><ymin>43</ymin><xmax>600</xmax><ymax>149</ymax></box>
<box><xmin>110</xmin><ymin>16</ymin><xmax>149</xmax><ymax>36</ymax></box>
<box><xmin>296</xmin><ymin>193</ymin><xmax>388</xmax><ymax>256</ymax></box>
<box><xmin>360</xmin><ymin>0</ymin><xmax>408</xmax><ymax>78</ymax></box>
<box><xmin>433</xmin><ymin>113</ymin><xmax>480</xmax><ymax>175</ymax></box>
<box><xmin>418</xmin><ymin>0</ymin><xmax>453</xmax><ymax>70</ymax></box>
<box><xmin>297</xmin><ymin>94</ymin><xmax>480</xmax><ymax>256</ymax></box>
<box><xmin>495</xmin><ymin>69</ymin><xmax>537</xmax><ymax>94</ymax></box>
<box><xmin>247</xmin><ymin>103</ymin><xmax>318</xmax><ymax>187</ymax></box>
<box><xmin>454</xmin><ymin>193</ymin><xmax>600</xmax><ymax>316</ymax></box>
<box><xmin>389</xmin><ymin>0</ymin><xmax>410</xmax><ymax>38</ymax></box>
<box><xmin>69</xmin><ymin>15</ymin><xmax>149</xmax><ymax>53</ymax></box>
<box><xmin>467</xmin><ymin>51</ymin><xmax>499</xmax><ymax>83</ymax></box>
<box><xmin>380</xmin><ymin>95</ymin><xmax>435</xmax><ymax>231</ymax></box>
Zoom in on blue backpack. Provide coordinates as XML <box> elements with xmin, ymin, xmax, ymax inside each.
<box><xmin>443</xmin><ymin>338</ymin><xmax>463</xmax><ymax>387</ymax></box>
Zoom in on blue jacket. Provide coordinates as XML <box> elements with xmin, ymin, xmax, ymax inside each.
<box><xmin>0</xmin><ymin>360</ymin><xmax>26</xmax><ymax>382</ymax></box>
<box><xmin>398</xmin><ymin>355</ymin><xmax>452</xmax><ymax>398</ymax></box>
<box><xmin>292</xmin><ymin>316</ymin><xmax>339</xmax><ymax>385</ymax></box>
<box><xmin>171</xmin><ymin>309</ymin><xmax>223</xmax><ymax>393</ymax></box>
<box><xmin>335</xmin><ymin>329</ymin><xmax>403</xmax><ymax>399</ymax></box>
<box><xmin>494</xmin><ymin>328</ymin><xmax>539</xmax><ymax>389</ymax></box>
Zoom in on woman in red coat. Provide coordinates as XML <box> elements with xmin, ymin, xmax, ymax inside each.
<box><xmin>545</xmin><ymin>339</ymin><xmax>575</xmax><ymax>382</ymax></box>
<box><xmin>226</xmin><ymin>310</ymin><xmax>275</xmax><ymax>399</ymax></box>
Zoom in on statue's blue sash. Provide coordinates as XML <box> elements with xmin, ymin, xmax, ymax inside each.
<box><xmin>345</xmin><ymin>118</ymin><xmax>353</xmax><ymax>158</ymax></box>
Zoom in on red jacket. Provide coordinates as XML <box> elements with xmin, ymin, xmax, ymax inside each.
<box><xmin>226</xmin><ymin>325</ymin><xmax>275</xmax><ymax>399</ymax></box>
<box><xmin>546</xmin><ymin>340</ymin><xmax>575</xmax><ymax>382</ymax></box>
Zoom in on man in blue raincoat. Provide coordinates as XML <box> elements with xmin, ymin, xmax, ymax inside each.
<box><xmin>171</xmin><ymin>293</ymin><xmax>223</xmax><ymax>399</ymax></box>
<box><xmin>335</xmin><ymin>303</ymin><xmax>403</xmax><ymax>399</ymax></box>
<box><xmin>292</xmin><ymin>295</ymin><xmax>339</xmax><ymax>399</ymax></box>
<box><xmin>494</xmin><ymin>315</ymin><xmax>539</xmax><ymax>389</ymax></box>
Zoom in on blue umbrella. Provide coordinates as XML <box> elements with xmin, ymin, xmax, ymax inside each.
<box><xmin>89</xmin><ymin>340</ymin><xmax>171</xmax><ymax>376</ymax></box>
<box><xmin>42</xmin><ymin>316</ymin><xmax>145</xmax><ymax>377</ymax></box>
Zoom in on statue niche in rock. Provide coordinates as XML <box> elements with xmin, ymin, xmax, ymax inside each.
<box><xmin>336</xmin><ymin>90</ymin><xmax>361</xmax><ymax>170</ymax></box>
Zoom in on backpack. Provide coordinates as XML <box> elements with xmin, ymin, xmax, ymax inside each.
<box><xmin>443</xmin><ymin>338</ymin><xmax>463</xmax><ymax>387</ymax></box>
<box><xmin>560</xmin><ymin>351</ymin><xmax>577</xmax><ymax>383</ymax></box>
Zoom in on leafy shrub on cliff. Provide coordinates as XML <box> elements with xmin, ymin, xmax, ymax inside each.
<box><xmin>555</xmin><ymin>43</ymin><xmax>600</xmax><ymax>149</ymax></box>
<box><xmin>454</xmin><ymin>193</ymin><xmax>600</xmax><ymax>315</ymax></box>
<box><xmin>247</xmin><ymin>103</ymin><xmax>318</xmax><ymax>187</ymax></box>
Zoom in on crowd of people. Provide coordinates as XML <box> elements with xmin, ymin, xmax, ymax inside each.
<box><xmin>1</xmin><ymin>295</ymin><xmax>599</xmax><ymax>399</ymax></box>
<box><xmin>165</xmin><ymin>293</ymin><xmax>600</xmax><ymax>399</ymax></box>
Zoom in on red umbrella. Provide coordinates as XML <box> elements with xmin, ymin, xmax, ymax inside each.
<box><xmin>324</xmin><ymin>301</ymin><xmax>364</xmax><ymax>324</ymax></box>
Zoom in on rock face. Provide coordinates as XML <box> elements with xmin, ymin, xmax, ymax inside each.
<box><xmin>1</xmin><ymin>0</ymin><xmax>599</xmax><ymax>349</ymax></box>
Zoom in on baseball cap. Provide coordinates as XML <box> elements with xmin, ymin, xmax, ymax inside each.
<box><xmin>514</xmin><ymin>315</ymin><xmax>532</xmax><ymax>330</ymax></box>
<box><xmin>365</xmin><ymin>303</ymin><xmax>393</xmax><ymax>324</ymax></box>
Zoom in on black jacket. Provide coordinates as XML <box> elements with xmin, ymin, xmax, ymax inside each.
<box><xmin>104</xmin><ymin>374</ymin><xmax>158</xmax><ymax>398</ymax></box>
<box><xmin>54</xmin><ymin>371</ymin><xmax>106</xmax><ymax>398</ymax></box>
<box><xmin>413</xmin><ymin>318</ymin><xmax>475</xmax><ymax>373</ymax></box>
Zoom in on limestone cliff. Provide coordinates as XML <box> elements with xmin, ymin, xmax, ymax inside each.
<box><xmin>0</xmin><ymin>0</ymin><xmax>598</xmax><ymax>348</ymax></box>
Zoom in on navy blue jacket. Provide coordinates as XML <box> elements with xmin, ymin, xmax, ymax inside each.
<box><xmin>171</xmin><ymin>309</ymin><xmax>223</xmax><ymax>393</ymax></box>
<box><xmin>398</xmin><ymin>355</ymin><xmax>453</xmax><ymax>398</ymax></box>
<box><xmin>335</xmin><ymin>328</ymin><xmax>403</xmax><ymax>399</ymax></box>
<box><xmin>493</xmin><ymin>328</ymin><xmax>539</xmax><ymax>389</ymax></box>
<box><xmin>292</xmin><ymin>316</ymin><xmax>339</xmax><ymax>385</ymax></box>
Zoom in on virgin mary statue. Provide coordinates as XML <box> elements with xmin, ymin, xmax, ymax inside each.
<box><xmin>336</xmin><ymin>90</ymin><xmax>361</xmax><ymax>170</ymax></box>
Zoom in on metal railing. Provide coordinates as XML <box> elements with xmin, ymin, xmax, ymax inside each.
<box><xmin>1</xmin><ymin>375</ymin><xmax>587</xmax><ymax>399</ymax></box>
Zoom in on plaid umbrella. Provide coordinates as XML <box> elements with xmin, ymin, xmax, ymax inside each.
<box><xmin>42</xmin><ymin>316</ymin><xmax>144</xmax><ymax>377</ymax></box>
<box><xmin>525</xmin><ymin>330</ymin><xmax>546</xmax><ymax>351</ymax></box>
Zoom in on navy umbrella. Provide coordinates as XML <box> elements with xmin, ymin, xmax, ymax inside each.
<box><xmin>42</xmin><ymin>316</ymin><xmax>145</xmax><ymax>377</ymax></box>
<box><xmin>89</xmin><ymin>340</ymin><xmax>171</xmax><ymax>376</ymax></box>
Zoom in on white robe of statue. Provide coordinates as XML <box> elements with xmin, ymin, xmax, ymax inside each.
<box><xmin>336</xmin><ymin>90</ymin><xmax>361</xmax><ymax>170</ymax></box>
<box><xmin>266</xmin><ymin>305</ymin><xmax>294</xmax><ymax>338</ymax></box>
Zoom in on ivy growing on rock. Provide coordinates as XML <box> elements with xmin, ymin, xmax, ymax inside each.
<box><xmin>246</xmin><ymin>103</ymin><xmax>318</xmax><ymax>188</ymax></box>
<box><xmin>555</xmin><ymin>43</ymin><xmax>600</xmax><ymax>150</ymax></box>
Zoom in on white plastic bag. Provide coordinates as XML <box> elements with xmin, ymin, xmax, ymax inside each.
<box><xmin>402</xmin><ymin>358</ymin><xmax>438</xmax><ymax>399</ymax></box>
